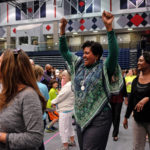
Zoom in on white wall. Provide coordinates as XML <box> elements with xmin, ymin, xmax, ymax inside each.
<box><xmin>117</xmin><ymin>34</ymin><xmax>131</xmax><ymax>43</ymax></box>
<box><xmin>0</xmin><ymin>1</ymin><xmax>149</xmax><ymax>28</ymax></box>
<box><xmin>0</xmin><ymin>0</ymin><xmax>111</xmax><ymax>26</ymax></box>
<box><xmin>113</xmin><ymin>0</ymin><xmax>150</xmax><ymax>14</ymax></box>
<box><xmin>69</xmin><ymin>37</ymin><xmax>81</xmax><ymax>46</ymax></box>
<box><xmin>13</xmin><ymin>24</ymin><xmax>44</xmax><ymax>51</ymax></box>
<box><xmin>100</xmin><ymin>35</ymin><xmax>108</xmax><ymax>44</ymax></box>
<box><xmin>0</xmin><ymin>1</ymin><xmax>64</xmax><ymax>26</ymax></box>
<box><xmin>0</xmin><ymin>0</ymin><xmax>150</xmax><ymax>51</ymax></box>
<box><xmin>84</xmin><ymin>36</ymin><xmax>97</xmax><ymax>42</ymax></box>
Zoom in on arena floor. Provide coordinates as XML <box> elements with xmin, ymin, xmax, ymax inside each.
<box><xmin>44</xmin><ymin>104</ymin><xmax>149</xmax><ymax>150</ymax></box>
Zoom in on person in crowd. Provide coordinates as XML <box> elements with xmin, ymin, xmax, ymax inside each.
<box><xmin>45</xmin><ymin>79</ymin><xmax>59</xmax><ymax>132</ymax></box>
<box><xmin>55</xmin><ymin>68</ymin><xmax>61</xmax><ymax>90</ymax></box>
<box><xmin>0</xmin><ymin>55</ymin><xmax>2</xmax><ymax>93</ymax></box>
<box><xmin>34</xmin><ymin>64</ymin><xmax>49</xmax><ymax>127</ymax></box>
<box><xmin>0</xmin><ymin>49</ymin><xmax>46</xmax><ymax>150</ymax></box>
<box><xmin>30</xmin><ymin>58</ymin><xmax>35</xmax><ymax>66</ymax></box>
<box><xmin>59</xmin><ymin>10</ymin><xmax>123</xmax><ymax>150</ymax></box>
<box><xmin>51</xmin><ymin>70</ymin><xmax>75</xmax><ymax>150</ymax></box>
<box><xmin>41</xmin><ymin>64</ymin><xmax>52</xmax><ymax>90</ymax></box>
<box><xmin>132</xmin><ymin>68</ymin><xmax>138</xmax><ymax>78</ymax></box>
<box><xmin>50</xmin><ymin>66</ymin><xmax>56</xmax><ymax>79</ymax></box>
<box><xmin>123</xmin><ymin>51</ymin><xmax>150</xmax><ymax>150</ymax></box>
<box><xmin>110</xmin><ymin>77</ymin><xmax>128</xmax><ymax>141</ymax></box>
<box><xmin>34</xmin><ymin>64</ymin><xmax>49</xmax><ymax>150</ymax></box>
<box><xmin>55</xmin><ymin>69</ymin><xmax>60</xmax><ymax>77</ymax></box>
<box><xmin>125</xmin><ymin>69</ymin><xmax>136</xmax><ymax>105</ymax></box>
<box><xmin>122</xmin><ymin>70</ymin><xmax>127</xmax><ymax>78</ymax></box>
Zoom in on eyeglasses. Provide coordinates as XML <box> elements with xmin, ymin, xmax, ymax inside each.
<box><xmin>13</xmin><ymin>49</ymin><xmax>21</xmax><ymax>56</ymax></box>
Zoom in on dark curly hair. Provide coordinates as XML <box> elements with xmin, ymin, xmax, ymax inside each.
<box><xmin>143</xmin><ymin>51</ymin><xmax>150</xmax><ymax>64</ymax></box>
<box><xmin>82</xmin><ymin>41</ymin><xmax>103</xmax><ymax>60</ymax></box>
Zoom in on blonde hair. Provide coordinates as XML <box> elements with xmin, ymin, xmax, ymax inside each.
<box><xmin>62</xmin><ymin>70</ymin><xmax>71</xmax><ymax>81</ymax></box>
<box><xmin>34</xmin><ymin>65</ymin><xmax>44</xmax><ymax>79</ymax></box>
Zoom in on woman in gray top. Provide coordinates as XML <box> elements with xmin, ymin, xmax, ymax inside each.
<box><xmin>0</xmin><ymin>49</ymin><xmax>46</xmax><ymax>150</ymax></box>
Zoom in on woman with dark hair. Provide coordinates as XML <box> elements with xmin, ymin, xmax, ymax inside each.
<box><xmin>0</xmin><ymin>49</ymin><xmax>46</xmax><ymax>150</ymax></box>
<box><xmin>123</xmin><ymin>51</ymin><xmax>150</xmax><ymax>150</ymax></box>
<box><xmin>59</xmin><ymin>11</ymin><xmax>123</xmax><ymax>150</ymax></box>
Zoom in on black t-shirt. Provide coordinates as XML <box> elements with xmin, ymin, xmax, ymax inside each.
<box><xmin>125</xmin><ymin>77</ymin><xmax>150</xmax><ymax>123</ymax></box>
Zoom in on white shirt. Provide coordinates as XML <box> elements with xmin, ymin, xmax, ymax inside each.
<box><xmin>51</xmin><ymin>81</ymin><xmax>75</xmax><ymax>112</ymax></box>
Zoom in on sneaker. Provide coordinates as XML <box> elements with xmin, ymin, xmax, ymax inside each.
<box><xmin>68</xmin><ymin>141</ymin><xmax>76</xmax><ymax>147</ymax></box>
<box><xmin>113</xmin><ymin>137</ymin><xmax>118</xmax><ymax>141</ymax></box>
<box><xmin>51</xmin><ymin>126</ymin><xmax>58</xmax><ymax>131</ymax></box>
<box><xmin>59</xmin><ymin>146</ymin><xmax>69</xmax><ymax>150</ymax></box>
<box><xmin>45</xmin><ymin>127</ymin><xmax>55</xmax><ymax>133</ymax></box>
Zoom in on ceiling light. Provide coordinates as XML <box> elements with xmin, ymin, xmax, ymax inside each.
<box><xmin>73</xmin><ymin>32</ymin><xmax>78</xmax><ymax>35</ymax></box>
<box><xmin>93</xmin><ymin>30</ymin><xmax>98</xmax><ymax>33</ymax></box>
<box><xmin>128</xmin><ymin>28</ymin><xmax>133</xmax><ymax>31</ymax></box>
<box><xmin>47</xmin><ymin>35</ymin><xmax>52</xmax><ymax>38</ymax></box>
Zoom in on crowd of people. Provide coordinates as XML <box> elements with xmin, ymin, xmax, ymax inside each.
<box><xmin>0</xmin><ymin>10</ymin><xmax>150</xmax><ymax>150</ymax></box>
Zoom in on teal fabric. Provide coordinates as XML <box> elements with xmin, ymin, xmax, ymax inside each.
<box><xmin>59</xmin><ymin>31</ymin><xmax>123</xmax><ymax>131</ymax></box>
<box><xmin>37</xmin><ymin>82</ymin><xmax>49</xmax><ymax>120</ymax></box>
<box><xmin>62</xmin><ymin>110</ymin><xmax>73</xmax><ymax>113</ymax></box>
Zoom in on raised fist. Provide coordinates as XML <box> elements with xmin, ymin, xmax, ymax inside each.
<box><xmin>60</xmin><ymin>18</ymin><xmax>67</xmax><ymax>35</ymax></box>
<box><xmin>102</xmin><ymin>11</ymin><xmax>114</xmax><ymax>31</ymax></box>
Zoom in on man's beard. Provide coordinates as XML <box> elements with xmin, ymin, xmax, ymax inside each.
<box><xmin>47</xmin><ymin>71</ymin><xmax>51</xmax><ymax>76</ymax></box>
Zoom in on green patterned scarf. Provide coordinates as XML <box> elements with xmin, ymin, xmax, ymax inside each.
<box><xmin>68</xmin><ymin>54</ymin><xmax>123</xmax><ymax>131</ymax></box>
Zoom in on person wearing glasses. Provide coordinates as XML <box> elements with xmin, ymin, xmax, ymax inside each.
<box><xmin>59</xmin><ymin>11</ymin><xmax>123</xmax><ymax>150</ymax></box>
<box><xmin>0</xmin><ymin>49</ymin><xmax>46</xmax><ymax>150</ymax></box>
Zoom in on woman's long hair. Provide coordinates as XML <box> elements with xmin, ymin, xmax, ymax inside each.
<box><xmin>0</xmin><ymin>49</ymin><xmax>46</xmax><ymax>111</ymax></box>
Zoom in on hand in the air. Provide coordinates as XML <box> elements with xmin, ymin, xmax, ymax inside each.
<box><xmin>60</xmin><ymin>18</ymin><xmax>67</xmax><ymax>35</ymax></box>
<box><xmin>102</xmin><ymin>10</ymin><xmax>114</xmax><ymax>31</ymax></box>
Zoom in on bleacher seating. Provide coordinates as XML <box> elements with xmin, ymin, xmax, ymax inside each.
<box><xmin>76</xmin><ymin>48</ymin><xmax>137</xmax><ymax>70</ymax></box>
<box><xmin>27</xmin><ymin>50</ymin><xmax>67</xmax><ymax>70</ymax></box>
<box><xmin>27</xmin><ymin>49</ymin><xmax>137</xmax><ymax>70</ymax></box>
